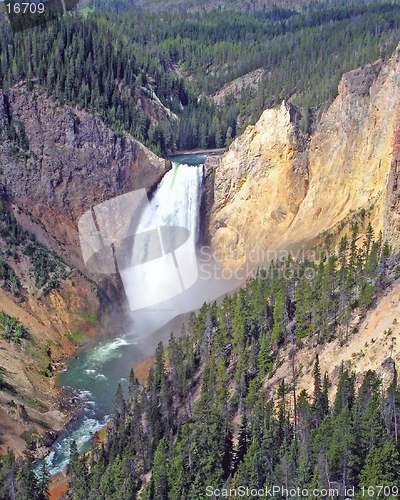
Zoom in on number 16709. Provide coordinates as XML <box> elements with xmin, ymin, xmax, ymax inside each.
<box><xmin>6</xmin><ymin>3</ymin><xmax>45</xmax><ymax>14</ymax></box>
<box><xmin>361</xmin><ymin>486</ymin><xmax>399</xmax><ymax>497</ymax></box>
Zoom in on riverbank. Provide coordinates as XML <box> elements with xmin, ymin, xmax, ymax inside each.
<box><xmin>40</xmin><ymin>335</ymin><xmax>148</xmax><ymax>477</ymax></box>
<box><xmin>49</xmin><ymin>422</ymin><xmax>110</xmax><ymax>499</ymax></box>
<box><xmin>48</xmin><ymin>355</ymin><xmax>154</xmax><ymax>498</ymax></box>
<box><xmin>0</xmin><ymin>273</ymin><xmax>120</xmax><ymax>459</ymax></box>
<box><xmin>48</xmin><ymin>356</ymin><xmax>154</xmax><ymax>499</ymax></box>
<box><xmin>0</xmin><ymin>332</ymin><xmax>78</xmax><ymax>459</ymax></box>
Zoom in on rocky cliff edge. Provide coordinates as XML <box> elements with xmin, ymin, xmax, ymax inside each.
<box><xmin>208</xmin><ymin>44</ymin><xmax>400</xmax><ymax>266</ymax></box>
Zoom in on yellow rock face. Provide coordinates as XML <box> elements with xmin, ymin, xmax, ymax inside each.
<box><xmin>209</xmin><ymin>44</ymin><xmax>400</xmax><ymax>267</ymax></box>
<box><xmin>210</xmin><ymin>101</ymin><xmax>308</xmax><ymax>268</ymax></box>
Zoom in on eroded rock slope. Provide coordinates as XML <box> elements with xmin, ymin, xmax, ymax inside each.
<box><xmin>208</xmin><ymin>45</ymin><xmax>400</xmax><ymax>265</ymax></box>
<box><xmin>0</xmin><ymin>85</ymin><xmax>169</xmax><ymax>455</ymax></box>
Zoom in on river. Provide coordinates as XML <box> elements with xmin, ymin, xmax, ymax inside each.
<box><xmin>45</xmin><ymin>337</ymin><xmax>145</xmax><ymax>476</ymax></box>
<box><xmin>43</xmin><ymin>152</ymin><xmax>212</xmax><ymax>476</ymax></box>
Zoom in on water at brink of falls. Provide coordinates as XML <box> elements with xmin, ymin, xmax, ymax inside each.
<box><xmin>149</xmin><ymin>160</ymin><xmax>203</xmax><ymax>239</ymax></box>
<box><xmin>44</xmin><ymin>158</ymin><xmax>207</xmax><ymax>476</ymax></box>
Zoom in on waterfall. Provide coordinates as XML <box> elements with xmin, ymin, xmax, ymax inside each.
<box><xmin>43</xmin><ymin>160</ymin><xmax>213</xmax><ymax>478</ymax></box>
<box><xmin>119</xmin><ymin>162</ymin><xmax>204</xmax><ymax>313</ymax></box>
<box><xmin>139</xmin><ymin>161</ymin><xmax>203</xmax><ymax>244</ymax></box>
<box><xmin>42</xmin><ymin>158</ymin><xmax>241</xmax><ymax>478</ymax></box>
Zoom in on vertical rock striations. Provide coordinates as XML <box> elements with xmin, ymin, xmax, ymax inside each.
<box><xmin>384</xmin><ymin>125</ymin><xmax>400</xmax><ymax>251</ymax></box>
<box><xmin>208</xmin><ymin>43</ymin><xmax>400</xmax><ymax>264</ymax></box>
<box><xmin>208</xmin><ymin>101</ymin><xmax>309</xmax><ymax>266</ymax></box>
<box><xmin>0</xmin><ymin>86</ymin><xmax>170</xmax><ymax>256</ymax></box>
<box><xmin>0</xmin><ymin>86</ymin><xmax>171</xmax><ymax>455</ymax></box>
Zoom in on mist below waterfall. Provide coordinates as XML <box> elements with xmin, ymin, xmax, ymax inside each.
<box><xmin>124</xmin><ymin>160</ymin><xmax>242</xmax><ymax>341</ymax></box>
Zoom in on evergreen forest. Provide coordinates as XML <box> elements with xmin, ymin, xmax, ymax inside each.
<box><xmin>3</xmin><ymin>228</ymin><xmax>399</xmax><ymax>498</ymax></box>
<box><xmin>1</xmin><ymin>1</ymin><xmax>400</xmax><ymax>153</ymax></box>
<box><xmin>62</xmin><ymin>230</ymin><xmax>400</xmax><ymax>499</ymax></box>
<box><xmin>2</xmin><ymin>1</ymin><xmax>400</xmax><ymax>498</ymax></box>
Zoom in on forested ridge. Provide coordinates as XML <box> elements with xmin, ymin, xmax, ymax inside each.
<box><xmin>1</xmin><ymin>1</ymin><xmax>400</xmax><ymax>154</ymax></box>
<box><xmin>59</xmin><ymin>230</ymin><xmax>400</xmax><ymax>498</ymax></box>
<box><xmin>96</xmin><ymin>0</ymin><xmax>400</xmax><ymax>15</ymax></box>
<box><xmin>4</xmin><ymin>228</ymin><xmax>400</xmax><ymax>498</ymax></box>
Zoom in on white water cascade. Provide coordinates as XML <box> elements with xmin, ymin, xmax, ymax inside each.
<box><xmin>119</xmin><ymin>162</ymin><xmax>203</xmax><ymax>311</ymax></box>
<box><xmin>120</xmin><ymin>161</ymin><xmax>207</xmax><ymax>336</ymax></box>
<box><xmin>144</xmin><ymin>161</ymin><xmax>203</xmax><ymax>242</ymax></box>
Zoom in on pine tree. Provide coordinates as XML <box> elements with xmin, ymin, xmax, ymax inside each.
<box><xmin>359</xmin><ymin>440</ymin><xmax>400</xmax><ymax>487</ymax></box>
<box><xmin>307</xmin><ymin>466</ymin><xmax>323</xmax><ymax>500</ymax></box>
<box><xmin>215</xmin><ymin>357</ymin><xmax>229</xmax><ymax>409</ymax></box>
<box><xmin>37</xmin><ymin>459</ymin><xmax>50</xmax><ymax>500</ymax></box>
<box><xmin>311</xmin><ymin>354</ymin><xmax>327</xmax><ymax>428</ymax></box>
<box><xmin>272</xmin><ymin>286</ymin><xmax>287</xmax><ymax>346</ymax></box>
<box><xmin>258</xmin><ymin>332</ymin><xmax>272</xmax><ymax>376</ymax></box>
<box><xmin>68</xmin><ymin>440</ymin><xmax>90</xmax><ymax>498</ymax></box>
<box><xmin>152</xmin><ymin>437</ymin><xmax>170</xmax><ymax>500</ymax></box>
<box><xmin>364</xmin><ymin>222</ymin><xmax>374</xmax><ymax>263</ymax></box>
<box><xmin>321</xmin><ymin>373</ymin><xmax>330</xmax><ymax>416</ymax></box>
<box><xmin>113</xmin><ymin>383</ymin><xmax>126</xmax><ymax>430</ymax></box>
<box><xmin>295</xmin><ymin>275</ymin><xmax>313</xmax><ymax>339</ymax></box>
<box><xmin>333</xmin><ymin>363</ymin><xmax>355</xmax><ymax>416</ymax></box>
<box><xmin>235</xmin><ymin>410</ymin><xmax>250</xmax><ymax>470</ymax></box>
<box><xmin>328</xmin><ymin>405</ymin><xmax>356</xmax><ymax>489</ymax></box>
<box><xmin>154</xmin><ymin>342</ymin><xmax>166</xmax><ymax>391</ymax></box>
<box><xmin>385</xmin><ymin>366</ymin><xmax>400</xmax><ymax>443</ymax></box>
<box><xmin>128</xmin><ymin>368</ymin><xmax>140</xmax><ymax>399</ymax></box>
<box><xmin>235</xmin><ymin>439</ymin><xmax>267</xmax><ymax>490</ymax></box>
<box><xmin>188</xmin><ymin>396</ymin><xmax>227</xmax><ymax>493</ymax></box>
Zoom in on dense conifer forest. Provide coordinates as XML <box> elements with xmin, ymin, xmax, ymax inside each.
<box><xmin>2</xmin><ymin>228</ymin><xmax>396</xmax><ymax>499</ymax></box>
<box><xmin>1</xmin><ymin>1</ymin><xmax>400</xmax><ymax>153</ymax></box>
<box><xmin>61</xmin><ymin>230</ymin><xmax>400</xmax><ymax>499</ymax></box>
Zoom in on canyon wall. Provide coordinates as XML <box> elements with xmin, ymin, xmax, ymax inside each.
<box><xmin>0</xmin><ymin>86</ymin><xmax>170</xmax><ymax>258</ymax></box>
<box><xmin>2</xmin><ymin>42</ymin><xmax>400</xmax><ymax>456</ymax></box>
<box><xmin>208</xmin><ymin>44</ymin><xmax>400</xmax><ymax>265</ymax></box>
<box><xmin>0</xmin><ymin>85</ymin><xmax>170</xmax><ymax>455</ymax></box>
